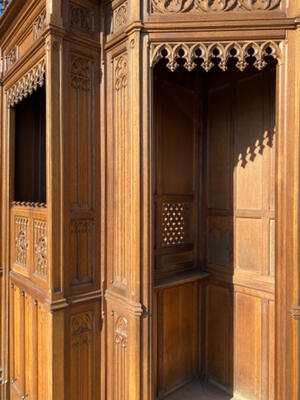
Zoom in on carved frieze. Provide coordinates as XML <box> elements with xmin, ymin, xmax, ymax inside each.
<box><xmin>69</xmin><ymin>3</ymin><xmax>95</xmax><ymax>34</ymax></box>
<box><xmin>151</xmin><ymin>41</ymin><xmax>282</xmax><ymax>72</ymax></box>
<box><xmin>33</xmin><ymin>219</ymin><xmax>48</xmax><ymax>279</ymax></box>
<box><xmin>151</xmin><ymin>0</ymin><xmax>281</xmax><ymax>13</ymax></box>
<box><xmin>7</xmin><ymin>58</ymin><xmax>46</xmax><ymax>107</ymax></box>
<box><xmin>114</xmin><ymin>1</ymin><xmax>128</xmax><ymax>32</ymax></box>
<box><xmin>14</xmin><ymin>216</ymin><xmax>29</xmax><ymax>267</ymax></box>
<box><xmin>33</xmin><ymin>10</ymin><xmax>46</xmax><ymax>40</ymax></box>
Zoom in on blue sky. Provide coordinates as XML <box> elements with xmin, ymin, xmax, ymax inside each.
<box><xmin>0</xmin><ymin>1</ymin><xmax>10</xmax><ymax>16</ymax></box>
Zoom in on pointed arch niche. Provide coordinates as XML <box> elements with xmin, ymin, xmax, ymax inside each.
<box><xmin>150</xmin><ymin>39</ymin><xmax>283</xmax><ymax>400</ymax></box>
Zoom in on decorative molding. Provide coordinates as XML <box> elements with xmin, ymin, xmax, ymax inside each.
<box><xmin>6</xmin><ymin>58</ymin><xmax>46</xmax><ymax>107</ymax></box>
<box><xmin>114</xmin><ymin>1</ymin><xmax>128</xmax><ymax>32</ymax></box>
<box><xmin>115</xmin><ymin>316</ymin><xmax>128</xmax><ymax>348</ymax></box>
<box><xmin>11</xmin><ymin>201</ymin><xmax>46</xmax><ymax>208</ymax></box>
<box><xmin>33</xmin><ymin>219</ymin><xmax>48</xmax><ymax>279</ymax></box>
<box><xmin>69</xmin><ymin>3</ymin><xmax>95</xmax><ymax>34</ymax></box>
<box><xmin>70</xmin><ymin>55</ymin><xmax>94</xmax><ymax>212</ymax></box>
<box><xmin>33</xmin><ymin>10</ymin><xmax>46</xmax><ymax>40</ymax></box>
<box><xmin>151</xmin><ymin>0</ymin><xmax>281</xmax><ymax>13</ymax></box>
<box><xmin>70</xmin><ymin>220</ymin><xmax>95</xmax><ymax>286</ymax></box>
<box><xmin>112</xmin><ymin>53</ymin><xmax>129</xmax><ymax>290</ymax></box>
<box><xmin>14</xmin><ymin>216</ymin><xmax>29</xmax><ymax>267</ymax></box>
<box><xmin>151</xmin><ymin>41</ymin><xmax>282</xmax><ymax>72</ymax></box>
<box><xmin>70</xmin><ymin>55</ymin><xmax>91</xmax><ymax>91</ymax></box>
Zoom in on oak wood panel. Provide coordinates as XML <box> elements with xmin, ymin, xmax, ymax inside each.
<box><xmin>9</xmin><ymin>282</ymin><xmax>50</xmax><ymax>400</ymax></box>
<box><xmin>205</xmin><ymin>282</ymin><xmax>233</xmax><ymax>390</ymax></box>
<box><xmin>204</xmin><ymin>67</ymin><xmax>276</xmax><ymax>399</ymax></box>
<box><xmin>155</xmin><ymin>282</ymin><xmax>198</xmax><ymax>398</ymax></box>
<box><xmin>153</xmin><ymin>72</ymin><xmax>199</xmax><ymax>281</ymax></box>
<box><xmin>234</xmin><ymin>291</ymin><xmax>262</xmax><ymax>399</ymax></box>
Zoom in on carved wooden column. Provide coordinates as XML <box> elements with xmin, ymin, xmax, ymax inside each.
<box><xmin>104</xmin><ymin>0</ymin><xmax>150</xmax><ymax>398</ymax></box>
<box><xmin>45</xmin><ymin>0</ymin><xmax>102</xmax><ymax>399</ymax></box>
<box><xmin>275</xmin><ymin>25</ymin><xmax>300</xmax><ymax>399</ymax></box>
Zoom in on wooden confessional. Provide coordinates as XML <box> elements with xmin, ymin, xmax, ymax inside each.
<box><xmin>0</xmin><ymin>1</ymin><xmax>300</xmax><ymax>400</ymax></box>
<box><xmin>152</xmin><ymin>60</ymin><xmax>276</xmax><ymax>399</ymax></box>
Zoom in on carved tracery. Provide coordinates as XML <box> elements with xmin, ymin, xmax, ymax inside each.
<box><xmin>151</xmin><ymin>41</ymin><xmax>282</xmax><ymax>72</ymax></box>
<box><xmin>151</xmin><ymin>0</ymin><xmax>281</xmax><ymax>13</ymax></box>
<box><xmin>6</xmin><ymin>58</ymin><xmax>45</xmax><ymax>107</ymax></box>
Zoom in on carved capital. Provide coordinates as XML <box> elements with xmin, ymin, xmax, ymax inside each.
<box><xmin>151</xmin><ymin>41</ymin><xmax>282</xmax><ymax>72</ymax></box>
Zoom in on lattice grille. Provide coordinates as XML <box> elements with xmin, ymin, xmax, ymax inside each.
<box><xmin>162</xmin><ymin>203</ymin><xmax>185</xmax><ymax>246</ymax></box>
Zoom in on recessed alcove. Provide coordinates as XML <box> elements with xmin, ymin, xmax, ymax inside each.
<box><xmin>13</xmin><ymin>84</ymin><xmax>46</xmax><ymax>205</ymax></box>
<box><xmin>152</xmin><ymin>56</ymin><xmax>276</xmax><ymax>399</ymax></box>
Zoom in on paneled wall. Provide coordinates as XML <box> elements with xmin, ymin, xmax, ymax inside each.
<box><xmin>10</xmin><ymin>284</ymin><xmax>49</xmax><ymax>400</ymax></box>
<box><xmin>204</xmin><ymin>67</ymin><xmax>276</xmax><ymax>399</ymax></box>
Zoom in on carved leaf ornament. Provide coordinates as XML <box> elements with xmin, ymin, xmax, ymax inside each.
<box><xmin>151</xmin><ymin>0</ymin><xmax>281</xmax><ymax>12</ymax></box>
<box><xmin>151</xmin><ymin>41</ymin><xmax>281</xmax><ymax>72</ymax></box>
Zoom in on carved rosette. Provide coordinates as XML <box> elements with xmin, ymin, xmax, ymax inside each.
<box><xmin>33</xmin><ymin>10</ymin><xmax>46</xmax><ymax>40</ymax></box>
<box><xmin>114</xmin><ymin>1</ymin><xmax>128</xmax><ymax>32</ymax></box>
<box><xmin>151</xmin><ymin>41</ymin><xmax>281</xmax><ymax>72</ymax></box>
<box><xmin>70</xmin><ymin>56</ymin><xmax>91</xmax><ymax>91</ymax></box>
<box><xmin>7</xmin><ymin>58</ymin><xmax>46</xmax><ymax>107</ymax></box>
<box><xmin>151</xmin><ymin>0</ymin><xmax>281</xmax><ymax>13</ymax></box>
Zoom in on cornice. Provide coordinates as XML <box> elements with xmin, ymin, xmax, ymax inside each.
<box><xmin>0</xmin><ymin>0</ymin><xmax>34</xmax><ymax>41</ymax></box>
<box><xmin>144</xmin><ymin>17</ymin><xmax>296</xmax><ymax>32</ymax></box>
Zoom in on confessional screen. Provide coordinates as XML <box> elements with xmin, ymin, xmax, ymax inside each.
<box><xmin>14</xmin><ymin>85</ymin><xmax>46</xmax><ymax>204</ymax></box>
